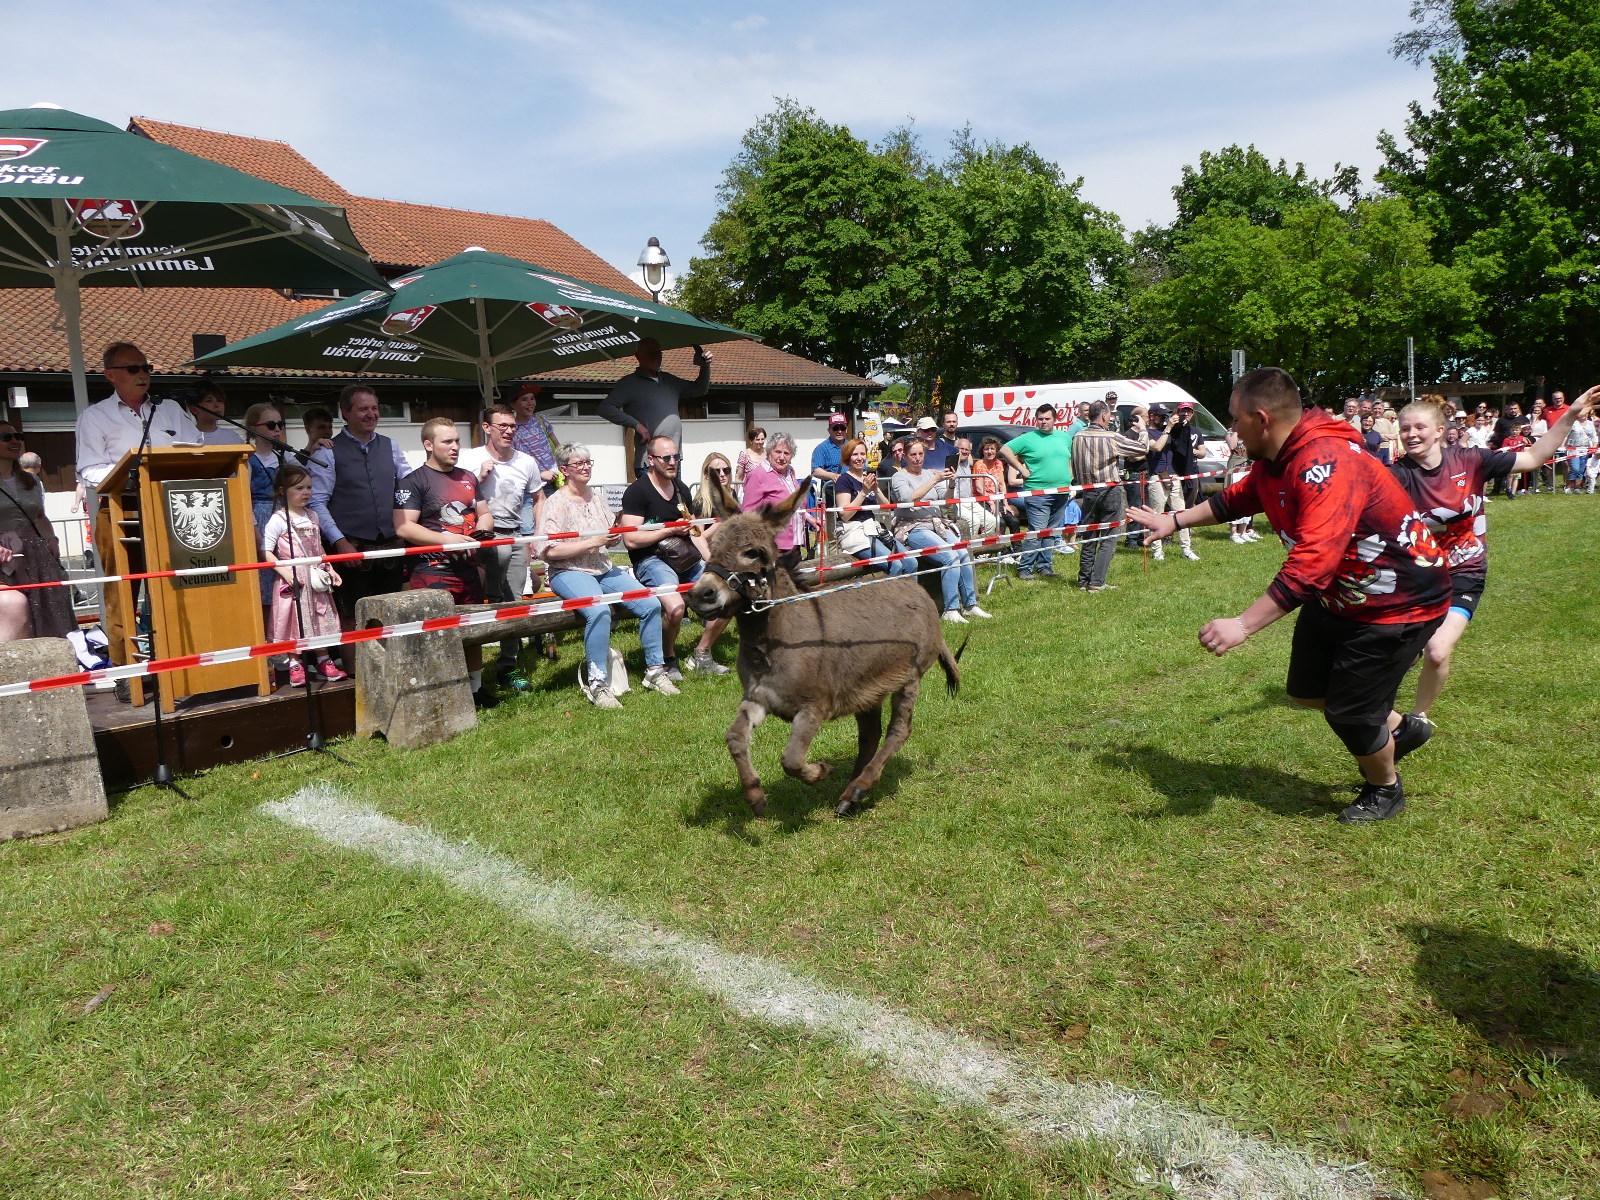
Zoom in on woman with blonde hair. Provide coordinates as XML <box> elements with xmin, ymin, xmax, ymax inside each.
<box><xmin>1390</xmin><ymin>387</ymin><xmax>1597</xmax><ymax>726</ymax></box>
<box><xmin>693</xmin><ymin>452</ymin><xmax>740</xmax><ymax>519</ymax></box>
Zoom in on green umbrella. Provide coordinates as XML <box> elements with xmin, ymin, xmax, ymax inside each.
<box><xmin>0</xmin><ymin>105</ymin><xmax>386</xmax><ymax>410</ymax></box>
<box><xmin>188</xmin><ymin>247</ymin><xmax>757</xmax><ymax>400</ymax></box>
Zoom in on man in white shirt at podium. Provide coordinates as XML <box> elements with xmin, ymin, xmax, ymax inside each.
<box><xmin>73</xmin><ymin>342</ymin><xmax>200</xmax><ymax>490</ymax></box>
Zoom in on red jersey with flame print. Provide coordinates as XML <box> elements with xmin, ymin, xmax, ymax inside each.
<box><xmin>1209</xmin><ymin>409</ymin><xmax>1450</xmax><ymax>624</ymax></box>
<box><xmin>1389</xmin><ymin>445</ymin><xmax>1516</xmax><ymax>584</ymax></box>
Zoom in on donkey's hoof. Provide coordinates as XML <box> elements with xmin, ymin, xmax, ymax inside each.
<box><xmin>802</xmin><ymin>762</ymin><xmax>832</xmax><ymax>786</ymax></box>
<box><xmin>746</xmin><ymin>792</ymin><xmax>768</xmax><ymax>818</ymax></box>
<box><xmin>835</xmin><ymin>788</ymin><xmax>865</xmax><ymax>817</ymax></box>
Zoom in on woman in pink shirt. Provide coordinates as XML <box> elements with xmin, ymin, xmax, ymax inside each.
<box><xmin>739</xmin><ymin>431</ymin><xmax>810</xmax><ymax>574</ymax></box>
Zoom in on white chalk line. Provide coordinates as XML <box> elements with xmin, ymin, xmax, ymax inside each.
<box><xmin>260</xmin><ymin>785</ymin><xmax>1392</xmax><ymax>1200</ymax></box>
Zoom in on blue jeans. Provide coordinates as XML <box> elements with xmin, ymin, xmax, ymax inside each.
<box><xmin>860</xmin><ymin>534</ymin><xmax>916</xmax><ymax>576</ymax></box>
<box><xmin>631</xmin><ymin>554</ymin><xmax>705</xmax><ymax>590</ymax></box>
<box><xmin>1021</xmin><ymin>492</ymin><xmax>1069</xmax><ymax>574</ymax></box>
<box><xmin>549</xmin><ymin>566</ymin><xmax>666</xmax><ymax>677</ymax></box>
<box><xmin>905</xmin><ymin>527</ymin><xmax>976</xmax><ymax>611</ymax></box>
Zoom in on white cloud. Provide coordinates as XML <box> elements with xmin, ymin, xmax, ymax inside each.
<box><xmin>730</xmin><ymin>14</ymin><xmax>768</xmax><ymax>32</ymax></box>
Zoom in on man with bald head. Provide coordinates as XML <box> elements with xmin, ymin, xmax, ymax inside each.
<box><xmin>597</xmin><ymin>337</ymin><xmax>712</xmax><ymax>478</ymax></box>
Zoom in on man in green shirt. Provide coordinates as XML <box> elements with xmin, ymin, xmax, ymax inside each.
<box><xmin>999</xmin><ymin>403</ymin><xmax>1075</xmax><ymax>579</ymax></box>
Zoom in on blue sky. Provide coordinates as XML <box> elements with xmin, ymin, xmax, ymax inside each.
<box><xmin>5</xmin><ymin>0</ymin><xmax>1435</xmax><ymax>286</ymax></box>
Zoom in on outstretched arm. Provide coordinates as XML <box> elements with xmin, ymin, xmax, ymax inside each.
<box><xmin>1515</xmin><ymin>385</ymin><xmax>1596</xmax><ymax>472</ymax></box>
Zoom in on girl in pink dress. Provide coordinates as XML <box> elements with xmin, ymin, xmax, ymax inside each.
<box><xmin>261</xmin><ymin>466</ymin><xmax>347</xmax><ymax>686</ymax></box>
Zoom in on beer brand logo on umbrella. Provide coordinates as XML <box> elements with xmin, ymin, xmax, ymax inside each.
<box><xmin>74</xmin><ymin>199</ymin><xmax>144</xmax><ymax>239</ymax></box>
<box><xmin>528</xmin><ymin>301</ymin><xmax>582</xmax><ymax>330</ymax></box>
<box><xmin>381</xmin><ymin>305</ymin><xmax>435</xmax><ymax>337</ymax></box>
<box><xmin>0</xmin><ymin>137</ymin><xmax>47</xmax><ymax>162</ymax></box>
<box><xmin>389</xmin><ymin>274</ymin><xmax>423</xmax><ymax>289</ymax></box>
<box><xmin>168</xmin><ymin>487</ymin><xmax>228</xmax><ymax>552</ymax></box>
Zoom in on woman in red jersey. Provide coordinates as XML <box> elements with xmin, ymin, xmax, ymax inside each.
<box><xmin>1391</xmin><ymin>386</ymin><xmax>1597</xmax><ymax>723</ymax></box>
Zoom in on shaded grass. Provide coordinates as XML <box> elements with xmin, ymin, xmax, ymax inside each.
<box><xmin>3</xmin><ymin>499</ymin><xmax>1597</xmax><ymax>1198</ymax></box>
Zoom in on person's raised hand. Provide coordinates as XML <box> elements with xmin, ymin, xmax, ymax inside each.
<box><xmin>1573</xmin><ymin>384</ymin><xmax>1600</xmax><ymax>418</ymax></box>
<box><xmin>476</xmin><ymin>458</ymin><xmax>494</xmax><ymax>483</ymax></box>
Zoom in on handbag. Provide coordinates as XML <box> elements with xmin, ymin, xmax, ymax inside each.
<box><xmin>654</xmin><ymin>533</ymin><xmax>703</xmax><ymax>579</ymax></box>
<box><xmin>308</xmin><ymin>564</ymin><xmax>335</xmax><ymax>593</ymax></box>
<box><xmin>837</xmin><ymin>521</ymin><xmax>873</xmax><ymax>556</ymax></box>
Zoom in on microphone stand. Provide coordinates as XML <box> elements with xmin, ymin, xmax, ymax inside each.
<box><xmin>210</xmin><ymin>410</ymin><xmax>348</xmax><ymax>767</ymax></box>
<box><xmin>122</xmin><ymin>392</ymin><xmax>188</xmax><ymax>800</ymax></box>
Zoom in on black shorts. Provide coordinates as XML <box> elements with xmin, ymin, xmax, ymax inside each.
<box><xmin>1449</xmin><ymin>570</ymin><xmax>1484</xmax><ymax>620</ymax></box>
<box><xmin>1286</xmin><ymin>602</ymin><xmax>1442</xmax><ymax>725</ymax></box>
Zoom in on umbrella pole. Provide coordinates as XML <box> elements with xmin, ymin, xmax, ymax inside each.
<box><xmin>50</xmin><ymin>200</ymin><xmax>91</xmax><ymax>413</ymax></box>
<box><xmin>473</xmin><ymin>297</ymin><xmax>497</xmax><ymax>409</ymax></box>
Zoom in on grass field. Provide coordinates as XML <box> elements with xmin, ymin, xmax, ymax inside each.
<box><xmin>3</xmin><ymin>498</ymin><xmax>1597</xmax><ymax>1200</ymax></box>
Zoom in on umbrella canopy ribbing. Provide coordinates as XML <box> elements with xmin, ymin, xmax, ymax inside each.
<box><xmin>0</xmin><ymin>106</ymin><xmax>386</xmax><ymax>410</ymax></box>
<box><xmin>188</xmin><ymin>248</ymin><xmax>757</xmax><ymax>400</ymax></box>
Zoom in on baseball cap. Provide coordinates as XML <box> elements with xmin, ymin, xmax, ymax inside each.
<box><xmin>1176</xmin><ymin>399</ymin><xmax>1196</xmax><ymax>409</ymax></box>
<box><xmin>516</xmin><ymin>383</ymin><xmax>542</xmax><ymax>398</ymax></box>
<box><xmin>1149</xmin><ymin>403</ymin><xmax>1170</xmax><ymax>419</ymax></box>
<box><xmin>915</xmin><ymin>416</ymin><xmax>938</xmax><ymax>431</ymax></box>
<box><xmin>828</xmin><ymin>413</ymin><xmax>847</xmax><ymax>426</ymax></box>
<box><xmin>1104</xmin><ymin>390</ymin><xmax>1119</xmax><ymax>401</ymax></box>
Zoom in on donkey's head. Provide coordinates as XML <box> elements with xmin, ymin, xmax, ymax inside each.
<box><xmin>686</xmin><ymin>485</ymin><xmax>808</xmax><ymax>618</ymax></box>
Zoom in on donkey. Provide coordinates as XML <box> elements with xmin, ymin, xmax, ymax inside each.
<box><xmin>686</xmin><ymin>486</ymin><xmax>960</xmax><ymax>817</ymax></box>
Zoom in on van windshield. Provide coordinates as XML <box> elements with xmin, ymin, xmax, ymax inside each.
<box><xmin>1186</xmin><ymin>407</ymin><xmax>1228</xmax><ymax>438</ymax></box>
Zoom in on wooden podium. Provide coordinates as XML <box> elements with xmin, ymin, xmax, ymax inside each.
<box><xmin>96</xmin><ymin>446</ymin><xmax>270</xmax><ymax>712</ymax></box>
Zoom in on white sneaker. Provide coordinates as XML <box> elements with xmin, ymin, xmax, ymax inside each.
<box><xmin>1151</xmin><ymin>545</ymin><xmax>1165</xmax><ymax>561</ymax></box>
<box><xmin>1061</xmin><ymin>543</ymin><xmax>1077</xmax><ymax>553</ymax></box>
<box><xmin>641</xmin><ymin>666</ymin><xmax>681</xmax><ymax>695</ymax></box>
<box><xmin>1181</xmin><ymin>547</ymin><xmax>1201</xmax><ymax>561</ymax></box>
<box><xmin>961</xmin><ymin>605</ymin><xmax>994</xmax><ymax>619</ymax></box>
<box><xmin>581</xmin><ymin>668</ymin><xmax>622</xmax><ymax>709</ymax></box>
<box><xmin>1230</xmin><ymin>532</ymin><xmax>1246</xmax><ymax>544</ymax></box>
<box><xmin>942</xmin><ymin>610</ymin><xmax>969</xmax><ymax>624</ymax></box>
<box><xmin>686</xmin><ymin>651</ymin><xmax>730</xmax><ymax>675</ymax></box>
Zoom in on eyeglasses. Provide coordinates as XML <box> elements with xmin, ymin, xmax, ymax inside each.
<box><xmin>565</xmin><ymin>459</ymin><xmax>593</xmax><ymax>468</ymax></box>
<box><xmin>488</xmin><ymin>423</ymin><xmax>516</xmax><ymax>432</ymax></box>
<box><xmin>651</xmin><ymin>453</ymin><xmax>681</xmax><ymax>462</ymax></box>
<box><xmin>252</xmin><ymin>420</ymin><xmax>285</xmax><ymax>431</ymax></box>
<box><xmin>711</xmin><ymin>467</ymin><xmax>730</xmax><ymax>475</ymax></box>
<box><xmin>112</xmin><ymin>363</ymin><xmax>152</xmax><ymax>374</ymax></box>
<box><xmin>0</xmin><ymin>431</ymin><xmax>20</xmax><ymax>442</ymax></box>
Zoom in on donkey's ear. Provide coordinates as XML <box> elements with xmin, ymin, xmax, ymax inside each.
<box><xmin>759</xmin><ymin>484</ymin><xmax>810</xmax><ymax>528</ymax></box>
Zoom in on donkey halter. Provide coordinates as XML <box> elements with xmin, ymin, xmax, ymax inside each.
<box><xmin>703</xmin><ymin>562</ymin><xmax>778</xmax><ymax>613</ymax></box>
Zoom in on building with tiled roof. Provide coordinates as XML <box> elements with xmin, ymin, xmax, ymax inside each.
<box><xmin>2</xmin><ymin>118</ymin><xmax>877</xmax><ymax>491</ymax></box>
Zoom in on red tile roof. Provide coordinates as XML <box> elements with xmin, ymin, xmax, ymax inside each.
<box><xmin>0</xmin><ymin>119</ymin><xmax>873</xmax><ymax>393</ymax></box>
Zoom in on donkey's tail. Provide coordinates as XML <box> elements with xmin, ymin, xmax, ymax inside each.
<box><xmin>939</xmin><ymin>633</ymin><xmax>967</xmax><ymax>697</ymax></box>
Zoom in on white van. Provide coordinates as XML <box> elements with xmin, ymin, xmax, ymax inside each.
<box><xmin>953</xmin><ymin>378</ymin><xmax>1231</xmax><ymax>480</ymax></box>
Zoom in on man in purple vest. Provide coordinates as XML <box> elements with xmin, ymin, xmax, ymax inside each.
<box><xmin>309</xmin><ymin>384</ymin><xmax>412</xmax><ymax>626</ymax></box>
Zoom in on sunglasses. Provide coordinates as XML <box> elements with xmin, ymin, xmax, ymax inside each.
<box><xmin>651</xmin><ymin>453</ymin><xmax>681</xmax><ymax>462</ymax></box>
<box><xmin>711</xmin><ymin>467</ymin><xmax>730</xmax><ymax>474</ymax></box>
<box><xmin>112</xmin><ymin>363</ymin><xmax>153</xmax><ymax>374</ymax></box>
<box><xmin>0</xmin><ymin>431</ymin><xmax>20</xmax><ymax>442</ymax></box>
<box><xmin>252</xmin><ymin>420</ymin><xmax>285</xmax><ymax>431</ymax></box>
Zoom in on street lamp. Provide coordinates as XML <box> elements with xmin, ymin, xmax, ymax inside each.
<box><xmin>637</xmin><ymin>236</ymin><xmax>670</xmax><ymax>303</ymax></box>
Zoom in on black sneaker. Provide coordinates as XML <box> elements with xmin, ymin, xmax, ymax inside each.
<box><xmin>1392</xmin><ymin>713</ymin><xmax>1434</xmax><ymax>763</ymax></box>
<box><xmin>473</xmin><ymin>685</ymin><xmax>500</xmax><ymax>710</ymax></box>
<box><xmin>1339</xmin><ymin>778</ymin><xmax>1406</xmax><ymax>823</ymax></box>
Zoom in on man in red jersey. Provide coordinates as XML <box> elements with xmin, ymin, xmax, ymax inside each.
<box><xmin>1130</xmin><ymin>368</ymin><xmax>1450</xmax><ymax>823</ymax></box>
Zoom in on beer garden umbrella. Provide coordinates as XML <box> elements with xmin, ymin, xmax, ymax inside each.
<box><xmin>0</xmin><ymin>105</ymin><xmax>387</xmax><ymax>411</ymax></box>
<box><xmin>187</xmin><ymin>247</ymin><xmax>757</xmax><ymax>399</ymax></box>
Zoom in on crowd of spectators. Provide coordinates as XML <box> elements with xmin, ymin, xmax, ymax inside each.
<box><xmin>9</xmin><ymin>341</ymin><xmax>1596</xmax><ymax>733</ymax></box>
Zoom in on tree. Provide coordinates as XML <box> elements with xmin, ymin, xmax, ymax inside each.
<box><xmin>1133</xmin><ymin>197</ymin><xmax>1478</xmax><ymax>403</ymax></box>
<box><xmin>902</xmin><ymin>133</ymin><xmax>1128</xmax><ymax>401</ymax></box>
<box><xmin>1380</xmin><ymin>0</ymin><xmax>1600</xmax><ymax>385</ymax></box>
<box><xmin>676</xmin><ymin>102</ymin><xmax>928</xmax><ymax>377</ymax></box>
<box><xmin>1124</xmin><ymin>145</ymin><xmax>1358</xmax><ymax>402</ymax></box>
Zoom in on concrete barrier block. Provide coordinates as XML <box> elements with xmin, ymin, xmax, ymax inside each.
<box><xmin>0</xmin><ymin>637</ymin><xmax>108</xmax><ymax>839</ymax></box>
<box><xmin>353</xmin><ymin>589</ymin><xmax>476</xmax><ymax>750</ymax></box>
